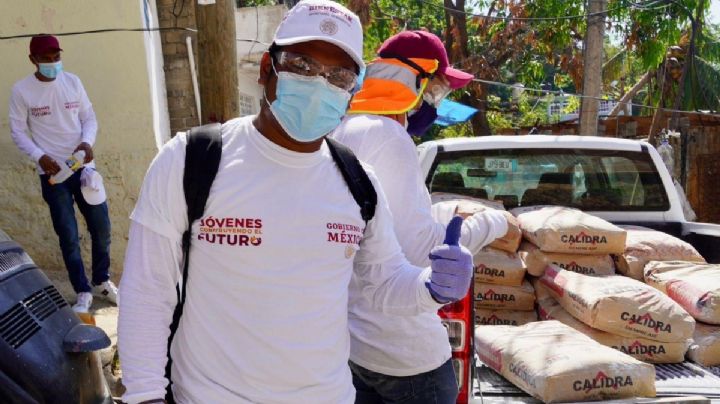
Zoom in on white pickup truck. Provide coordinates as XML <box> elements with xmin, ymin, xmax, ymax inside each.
<box><xmin>417</xmin><ymin>135</ymin><xmax>720</xmax><ymax>403</ymax></box>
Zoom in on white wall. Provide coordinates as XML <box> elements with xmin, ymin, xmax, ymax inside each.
<box><xmin>0</xmin><ymin>0</ymin><xmax>165</xmax><ymax>280</ymax></box>
<box><xmin>235</xmin><ymin>5</ymin><xmax>286</xmax><ymax>116</ymax></box>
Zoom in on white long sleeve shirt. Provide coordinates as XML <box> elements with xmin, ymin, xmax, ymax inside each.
<box><xmin>8</xmin><ymin>72</ymin><xmax>97</xmax><ymax>173</ymax></box>
<box><xmin>118</xmin><ymin>116</ymin><xmax>443</xmax><ymax>404</ymax></box>
<box><xmin>332</xmin><ymin>114</ymin><xmax>507</xmax><ymax>376</ymax></box>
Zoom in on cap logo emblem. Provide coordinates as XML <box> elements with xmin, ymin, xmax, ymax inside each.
<box><xmin>320</xmin><ymin>19</ymin><xmax>338</xmax><ymax>35</ymax></box>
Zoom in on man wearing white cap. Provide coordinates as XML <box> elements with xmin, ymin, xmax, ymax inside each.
<box><xmin>118</xmin><ymin>1</ymin><xmax>474</xmax><ymax>403</ymax></box>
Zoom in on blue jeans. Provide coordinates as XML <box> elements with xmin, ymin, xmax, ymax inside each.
<box><xmin>40</xmin><ymin>169</ymin><xmax>111</xmax><ymax>293</ymax></box>
<box><xmin>350</xmin><ymin>360</ymin><xmax>459</xmax><ymax>404</ymax></box>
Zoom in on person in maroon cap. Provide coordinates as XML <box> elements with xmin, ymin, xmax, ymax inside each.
<box><xmin>331</xmin><ymin>30</ymin><xmax>509</xmax><ymax>403</ymax></box>
<box><xmin>377</xmin><ymin>30</ymin><xmax>476</xmax><ymax>137</ymax></box>
<box><xmin>8</xmin><ymin>34</ymin><xmax>116</xmax><ymax>314</ymax></box>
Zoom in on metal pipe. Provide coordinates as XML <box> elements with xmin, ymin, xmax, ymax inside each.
<box><xmin>186</xmin><ymin>36</ymin><xmax>202</xmax><ymax>126</ymax></box>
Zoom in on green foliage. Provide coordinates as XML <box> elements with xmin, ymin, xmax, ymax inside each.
<box><xmin>337</xmin><ymin>0</ymin><xmax>446</xmax><ymax>59</ymax></box>
<box><xmin>486</xmin><ymin>111</ymin><xmax>513</xmax><ymax>132</ymax></box>
<box><xmin>517</xmin><ymin>93</ymin><xmax>551</xmax><ymax>127</ymax></box>
<box><xmin>524</xmin><ymin>0</ymin><xmax>584</xmax><ymax>49</ymax></box>
<box><xmin>698</xmin><ymin>31</ymin><xmax>720</xmax><ymax>63</ymax></box>
<box><xmin>610</xmin><ymin>0</ymin><xmax>708</xmax><ymax>69</ymax></box>
<box><xmin>336</xmin><ymin>0</ymin><xmax>718</xmax><ymax>138</ymax></box>
<box><xmin>517</xmin><ymin>60</ymin><xmax>545</xmax><ymax>84</ymax></box>
<box><xmin>603</xmin><ymin>48</ymin><xmax>627</xmax><ymax>86</ymax></box>
<box><xmin>686</xmin><ymin>56</ymin><xmax>720</xmax><ymax>111</ymax></box>
<box><xmin>435</xmin><ymin>122</ymin><xmax>476</xmax><ymax>139</ymax></box>
<box><xmin>638</xmin><ymin>33</ymin><xmax>672</xmax><ymax>70</ymax></box>
<box><xmin>563</xmin><ymin>95</ymin><xmax>581</xmax><ymax>115</ymax></box>
<box><xmin>483</xmin><ymin>92</ymin><xmax>560</xmax><ymax>132</ymax></box>
<box><xmin>554</xmin><ymin>73</ymin><xmax>574</xmax><ymax>89</ymax></box>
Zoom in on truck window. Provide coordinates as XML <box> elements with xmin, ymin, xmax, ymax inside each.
<box><xmin>427</xmin><ymin>148</ymin><xmax>670</xmax><ymax>211</ymax></box>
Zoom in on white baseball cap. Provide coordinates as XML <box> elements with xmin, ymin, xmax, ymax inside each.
<box><xmin>273</xmin><ymin>0</ymin><xmax>365</xmax><ymax>70</ymax></box>
<box><xmin>80</xmin><ymin>168</ymin><xmax>107</xmax><ymax>205</ymax></box>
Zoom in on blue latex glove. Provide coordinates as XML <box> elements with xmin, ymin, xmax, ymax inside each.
<box><xmin>427</xmin><ymin>216</ymin><xmax>473</xmax><ymax>303</ymax></box>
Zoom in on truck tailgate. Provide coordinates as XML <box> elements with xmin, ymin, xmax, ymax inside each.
<box><xmin>472</xmin><ymin>357</ymin><xmax>720</xmax><ymax>402</ymax></box>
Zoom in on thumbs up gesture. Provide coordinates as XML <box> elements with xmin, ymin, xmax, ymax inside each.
<box><xmin>427</xmin><ymin>216</ymin><xmax>473</xmax><ymax>303</ymax></box>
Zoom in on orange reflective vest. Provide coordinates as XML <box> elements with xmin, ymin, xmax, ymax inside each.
<box><xmin>348</xmin><ymin>57</ymin><xmax>439</xmax><ymax>115</ymax></box>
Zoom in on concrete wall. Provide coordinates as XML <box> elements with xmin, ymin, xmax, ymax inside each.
<box><xmin>236</xmin><ymin>5</ymin><xmax>286</xmax><ymax>116</ymax></box>
<box><xmin>155</xmin><ymin>4</ymin><xmax>285</xmax><ymax>127</ymax></box>
<box><xmin>0</xmin><ymin>0</ymin><xmax>166</xmax><ymax>281</ymax></box>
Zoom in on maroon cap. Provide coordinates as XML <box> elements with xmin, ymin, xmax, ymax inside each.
<box><xmin>377</xmin><ymin>30</ymin><xmax>473</xmax><ymax>89</ymax></box>
<box><xmin>29</xmin><ymin>35</ymin><xmax>62</xmax><ymax>55</ymax></box>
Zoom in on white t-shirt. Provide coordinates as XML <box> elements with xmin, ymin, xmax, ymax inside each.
<box><xmin>9</xmin><ymin>72</ymin><xmax>97</xmax><ymax>173</ymax></box>
<box><xmin>332</xmin><ymin>114</ymin><xmax>507</xmax><ymax>376</ymax></box>
<box><xmin>119</xmin><ymin>116</ymin><xmax>442</xmax><ymax>404</ymax></box>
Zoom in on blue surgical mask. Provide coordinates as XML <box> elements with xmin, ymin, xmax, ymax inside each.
<box><xmin>268</xmin><ymin>70</ymin><xmax>351</xmax><ymax>143</ymax></box>
<box><xmin>38</xmin><ymin>61</ymin><xmax>63</xmax><ymax>79</ymax></box>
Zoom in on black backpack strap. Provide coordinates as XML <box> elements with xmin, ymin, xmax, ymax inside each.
<box><xmin>325</xmin><ymin>137</ymin><xmax>377</xmax><ymax>223</ymax></box>
<box><xmin>165</xmin><ymin>123</ymin><xmax>222</xmax><ymax>403</ymax></box>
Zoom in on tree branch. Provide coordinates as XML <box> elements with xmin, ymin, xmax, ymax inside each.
<box><xmin>608</xmin><ymin>71</ymin><xmax>651</xmax><ymax>117</ymax></box>
<box><xmin>476</xmin><ymin>0</ymin><xmax>498</xmax><ymax>36</ymax></box>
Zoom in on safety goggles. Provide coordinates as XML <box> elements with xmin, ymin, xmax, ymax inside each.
<box><xmin>423</xmin><ymin>75</ymin><xmax>452</xmax><ymax>108</ymax></box>
<box><xmin>275</xmin><ymin>51</ymin><xmax>358</xmax><ymax>92</ymax></box>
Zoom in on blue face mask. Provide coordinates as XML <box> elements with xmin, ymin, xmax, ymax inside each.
<box><xmin>38</xmin><ymin>61</ymin><xmax>63</xmax><ymax>79</ymax></box>
<box><xmin>268</xmin><ymin>70</ymin><xmax>351</xmax><ymax>143</ymax></box>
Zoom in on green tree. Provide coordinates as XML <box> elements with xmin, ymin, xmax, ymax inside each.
<box><xmin>595</xmin><ymin>0</ymin><xmax>720</xmax><ymax>142</ymax></box>
<box><xmin>340</xmin><ymin>0</ymin><xmax>716</xmax><ymax>138</ymax></box>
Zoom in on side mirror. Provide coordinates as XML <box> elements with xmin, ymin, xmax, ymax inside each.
<box><xmin>63</xmin><ymin>323</ymin><xmax>110</xmax><ymax>353</ymax></box>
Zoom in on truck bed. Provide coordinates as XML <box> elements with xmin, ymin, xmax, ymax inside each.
<box><xmin>472</xmin><ymin>357</ymin><xmax>720</xmax><ymax>402</ymax></box>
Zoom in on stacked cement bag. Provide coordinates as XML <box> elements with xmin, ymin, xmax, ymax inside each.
<box><xmin>514</xmin><ymin>206</ymin><xmax>627</xmax><ymax>255</ymax></box>
<box><xmin>644</xmin><ymin>261</ymin><xmax>720</xmax><ymax>324</ymax></box>
<box><xmin>539</xmin><ymin>265</ymin><xmax>695</xmax><ymax>342</ymax></box>
<box><xmin>432</xmin><ymin>197</ymin><xmax>522</xmax><ymax>253</ymax></box>
<box><xmin>615</xmin><ymin>225</ymin><xmax>705</xmax><ymax>280</ymax></box>
<box><xmin>473</xmin><ymin>251</ymin><xmax>537</xmax><ymax>323</ymax></box>
<box><xmin>644</xmin><ymin>261</ymin><xmax>720</xmax><ymax>366</ymax></box>
<box><xmin>475</xmin><ymin>321</ymin><xmax>656</xmax><ymax>403</ymax></box>
<box><xmin>475</xmin><ymin>308</ymin><xmax>537</xmax><ymax>326</ymax></box>
<box><xmin>474</xmin><ymin>278</ymin><xmax>535</xmax><ymax>311</ymax></box>
<box><xmin>473</xmin><ymin>247</ymin><xmax>527</xmax><ymax>286</ymax></box>
<box><xmin>519</xmin><ymin>241</ymin><xmax>615</xmax><ymax>277</ymax></box>
<box><xmin>470</xmin><ymin>207</ymin><xmax>530</xmax><ymax>321</ymax></box>
<box><xmin>530</xmin><ymin>276</ymin><xmax>553</xmax><ymax>301</ymax></box>
<box><xmin>687</xmin><ymin>323</ymin><xmax>720</xmax><ymax>366</ymax></box>
<box><xmin>432</xmin><ymin>197</ymin><xmax>534</xmax><ymax>325</ymax></box>
<box><xmin>515</xmin><ymin>207</ymin><xmax>623</xmax><ymax>279</ymax></box>
<box><xmin>535</xmin><ymin>285</ymin><xmax>690</xmax><ymax>363</ymax></box>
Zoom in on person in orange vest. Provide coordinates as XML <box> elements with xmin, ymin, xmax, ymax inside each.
<box><xmin>331</xmin><ymin>31</ymin><xmax>509</xmax><ymax>403</ymax></box>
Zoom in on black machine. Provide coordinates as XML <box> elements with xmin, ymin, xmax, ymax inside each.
<box><xmin>0</xmin><ymin>231</ymin><xmax>112</xmax><ymax>403</ymax></box>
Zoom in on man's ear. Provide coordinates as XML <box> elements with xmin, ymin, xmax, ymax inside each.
<box><xmin>28</xmin><ymin>54</ymin><xmax>37</xmax><ymax>66</ymax></box>
<box><xmin>258</xmin><ymin>52</ymin><xmax>273</xmax><ymax>86</ymax></box>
